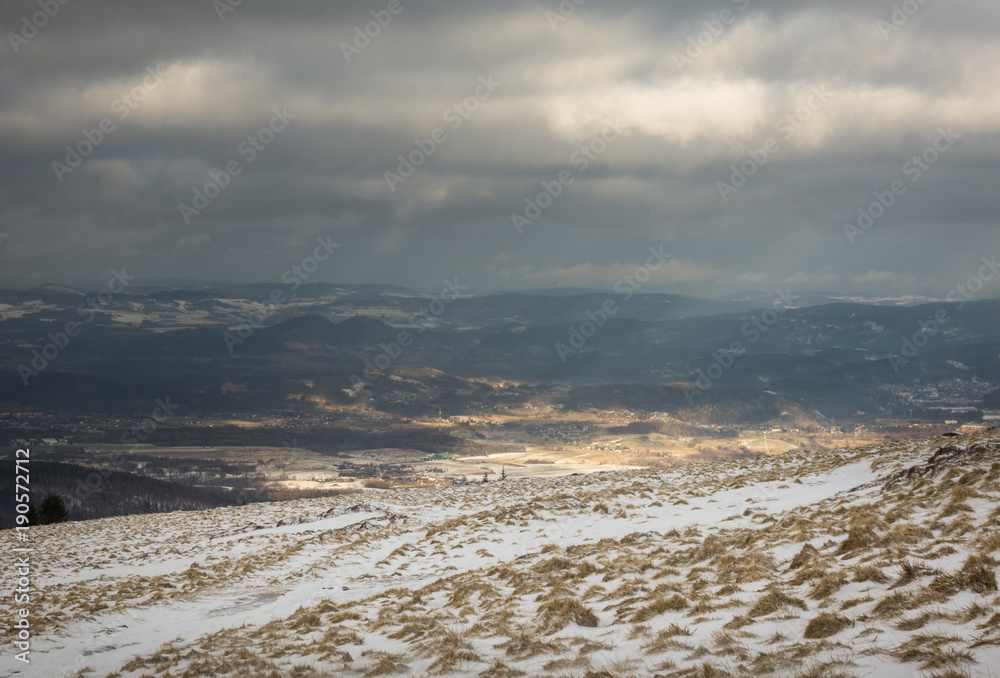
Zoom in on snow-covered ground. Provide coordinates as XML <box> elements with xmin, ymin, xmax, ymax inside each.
<box><xmin>3</xmin><ymin>430</ymin><xmax>1000</xmax><ymax>677</ymax></box>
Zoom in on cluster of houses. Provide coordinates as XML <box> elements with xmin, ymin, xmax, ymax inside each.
<box><xmin>11</xmin><ymin>437</ymin><xmax>71</xmax><ymax>447</ymax></box>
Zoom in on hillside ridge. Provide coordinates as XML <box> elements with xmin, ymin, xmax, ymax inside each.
<box><xmin>5</xmin><ymin>429</ymin><xmax>1000</xmax><ymax>677</ymax></box>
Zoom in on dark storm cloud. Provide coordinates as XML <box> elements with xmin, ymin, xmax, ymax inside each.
<box><xmin>1</xmin><ymin>0</ymin><xmax>998</xmax><ymax>296</ymax></box>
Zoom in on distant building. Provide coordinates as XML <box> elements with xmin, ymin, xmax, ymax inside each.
<box><xmin>982</xmin><ymin>410</ymin><xmax>1000</xmax><ymax>422</ymax></box>
<box><xmin>960</xmin><ymin>424</ymin><xmax>988</xmax><ymax>433</ymax></box>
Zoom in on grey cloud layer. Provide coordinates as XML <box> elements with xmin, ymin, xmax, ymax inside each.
<box><xmin>1</xmin><ymin>0</ymin><xmax>998</xmax><ymax>296</ymax></box>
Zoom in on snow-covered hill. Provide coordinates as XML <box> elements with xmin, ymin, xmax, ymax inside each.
<box><xmin>4</xmin><ymin>431</ymin><xmax>1000</xmax><ymax>677</ymax></box>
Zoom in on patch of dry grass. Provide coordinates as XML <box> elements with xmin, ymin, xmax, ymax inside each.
<box><xmin>748</xmin><ymin>585</ymin><xmax>807</xmax><ymax>618</ymax></box>
<box><xmin>361</xmin><ymin>651</ymin><xmax>410</xmax><ymax>677</ymax></box>
<box><xmin>809</xmin><ymin>570</ymin><xmax>848</xmax><ymax>601</ymax></box>
<box><xmin>853</xmin><ymin>563</ymin><xmax>888</xmax><ymax>584</ymax></box>
<box><xmin>632</xmin><ymin>594</ymin><xmax>689</xmax><ymax>622</ymax></box>
<box><xmin>892</xmin><ymin>633</ymin><xmax>974</xmax><ymax>671</ymax></box>
<box><xmin>956</xmin><ymin>554</ymin><xmax>998</xmax><ymax>594</ymax></box>
<box><xmin>537</xmin><ymin>596</ymin><xmax>599</xmax><ymax>632</ymax></box>
<box><xmin>803</xmin><ymin>613</ymin><xmax>853</xmax><ymax>639</ymax></box>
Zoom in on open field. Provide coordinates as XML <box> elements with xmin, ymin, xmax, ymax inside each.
<box><xmin>6</xmin><ymin>428</ymin><xmax>1000</xmax><ymax>677</ymax></box>
<box><xmin>61</xmin><ymin>425</ymin><xmax>889</xmax><ymax>492</ymax></box>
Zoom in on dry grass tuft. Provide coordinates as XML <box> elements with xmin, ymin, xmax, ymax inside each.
<box><xmin>977</xmin><ymin>531</ymin><xmax>1000</xmax><ymax>554</ymax></box>
<box><xmin>803</xmin><ymin>613</ymin><xmax>853</xmax><ymax>639</ymax></box>
<box><xmin>892</xmin><ymin>633</ymin><xmax>974</xmax><ymax>670</ymax></box>
<box><xmin>478</xmin><ymin>658</ymin><xmax>526</xmax><ymax>678</ymax></box>
<box><xmin>930</xmin><ymin>573</ymin><xmax>961</xmax><ymax>596</ymax></box>
<box><xmin>688</xmin><ymin>535</ymin><xmax>728</xmax><ymax>564</ymax></box>
<box><xmin>880</xmin><ymin>522</ymin><xmax>934</xmax><ymax>548</ymax></box>
<box><xmin>788</xmin><ymin>543</ymin><xmax>821</xmax><ymax>571</ymax></box>
<box><xmin>891</xmin><ymin>560</ymin><xmax>937</xmax><ymax>588</ymax></box>
<box><xmin>925</xmin><ymin>669</ymin><xmax>973</xmax><ymax>678</ymax></box>
<box><xmin>533</xmin><ymin>556</ymin><xmax>573</xmax><ymax>575</ymax></box>
<box><xmin>894</xmin><ymin>611</ymin><xmax>944</xmax><ymax>631</ymax></box>
<box><xmin>956</xmin><ymin>554</ymin><xmax>998</xmax><ymax>594</ymax></box>
<box><xmin>361</xmin><ymin>651</ymin><xmax>410</xmax><ymax>677</ymax></box>
<box><xmin>853</xmin><ymin>563</ymin><xmax>888</xmax><ymax>584</ymax></box>
<box><xmin>632</xmin><ymin>594</ymin><xmax>689</xmax><ymax>622</ymax></box>
<box><xmin>809</xmin><ymin>570</ymin><xmax>848</xmax><ymax>600</ymax></box>
<box><xmin>748</xmin><ymin>585</ymin><xmax>807</xmax><ymax>618</ymax></box>
<box><xmin>872</xmin><ymin>590</ymin><xmax>912</xmax><ymax>619</ymax></box>
<box><xmin>790</xmin><ymin>657</ymin><xmax>858</xmax><ymax>678</ymax></box>
<box><xmin>497</xmin><ymin>625</ymin><xmax>565</xmax><ymax>660</ymax></box>
<box><xmin>690</xmin><ymin>662</ymin><xmax>735</xmax><ymax>677</ymax></box>
<box><xmin>836</xmin><ymin>525</ymin><xmax>877</xmax><ymax>556</ymax></box>
<box><xmin>425</xmin><ymin>629</ymin><xmax>481</xmax><ymax>674</ymax></box>
<box><xmin>537</xmin><ymin>596</ymin><xmax>599</xmax><ymax>632</ymax></box>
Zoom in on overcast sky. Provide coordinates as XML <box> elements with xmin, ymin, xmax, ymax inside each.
<box><xmin>1</xmin><ymin>0</ymin><xmax>998</xmax><ymax>297</ymax></box>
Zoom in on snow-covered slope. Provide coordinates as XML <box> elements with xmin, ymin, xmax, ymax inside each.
<box><xmin>4</xmin><ymin>431</ymin><xmax>1000</xmax><ymax>677</ymax></box>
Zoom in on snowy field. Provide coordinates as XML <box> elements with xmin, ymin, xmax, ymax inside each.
<box><xmin>3</xmin><ymin>430</ymin><xmax>1000</xmax><ymax>677</ymax></box>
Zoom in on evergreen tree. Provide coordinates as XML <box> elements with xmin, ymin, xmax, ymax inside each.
<box><xmin>26</xmin><ymin>501</ymin><xmax>38</xmax><ymax>526</ymax></box>
<box><xmin>38</xmin><ymin>492</ymin><xmax>69</xmax><ymax>525</ymax></box>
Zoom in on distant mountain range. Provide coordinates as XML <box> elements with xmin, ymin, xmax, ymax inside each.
<box><xmin>1</xmin><ymin>284</ymin><xmax>997</xmax><ymax>423</ymax></box>
<box><xmin>7</xmin><ymin>281</ymin><xmax>959</xmax><ymax>305</ymax></box>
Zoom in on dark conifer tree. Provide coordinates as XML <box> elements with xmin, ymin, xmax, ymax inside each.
<box><xmin>39</xmin><ymin>492</ymin><xmax>69</xmax><ymax>524</ymax></box>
